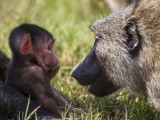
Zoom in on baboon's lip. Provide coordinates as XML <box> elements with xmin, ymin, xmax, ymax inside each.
<box><xmin>77</xmin><ymin>75</ymin><xmax>107</xmax><ymax>86</ymax></box>
<box><xmin>88</xmin><ymin>76</ymin><xmax>109</xmax><ymax>90</ymax></box>
<box><xmin>71</xmin><ymin>73</ymin><xmax>98</xmax><ymax>86</ymax></box>
<box><xmin>88</xmin><ymin>75</ymin><xmax>107</xmax><ymax>86</ymax></box>
<box><xmin>75</xmin><ymin>79</ymin><xmax>97</xmax><ymax>86</ymax></box>
<box><xmin>88</xmin><ymin>79</ymin><xmax>120</xmax><ymax>97</ymax></box>
<box><xmin>50</xmin><ymin>63</ymin><xmax>60</xmax><ymax>71</ymax></box>
<box><xmin>88</xmin><ymin>79</ymin><xmax>105</xmax><ymax>87</ymax></box>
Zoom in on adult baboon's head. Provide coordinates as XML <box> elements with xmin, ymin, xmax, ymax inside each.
<box><xmin>72</xmin><ymin>0</ymin><xmax>160</xmax><ymax>98</ymax></box>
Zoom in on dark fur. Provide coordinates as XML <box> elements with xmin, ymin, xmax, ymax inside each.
<box><xmin>0</xmin><ymin>83</ymin><xmax>55</xmax><ymax>120</ymax></box>
<box><xmin>0</xmin><ymin>23</ymin><xmax>69</xmax><ymax>119</ymax></box>
<box><xmin>0</xmin><ymin>51</ymin><xmax>10</xmax><ymax>82</ymax></box>
<box><xmin>6</xmin><ymin>23</ymin><xmax>69</xmax><ymax>117</ymax></box>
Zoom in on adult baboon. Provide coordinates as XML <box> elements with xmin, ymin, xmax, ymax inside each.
<box><xmin>72</xmin><ymin>0</ymin><xmax>160</xmax><ymax>110</ymax></box>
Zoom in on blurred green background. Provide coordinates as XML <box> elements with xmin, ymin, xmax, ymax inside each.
<box><xmin>0</xmin><ymin>0</ymin><xmax>160</xmax><ymax>119</ymax></box>
<box><xmin>0</xmin><ymin>0</ymin><xmax>107</xmax><ymax>59</ymax></box>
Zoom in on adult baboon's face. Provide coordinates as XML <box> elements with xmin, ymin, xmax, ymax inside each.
<box><xmin>72</xmin><ymin>1</ymin><xmax>145</xmax><ymax>97</ymax></box>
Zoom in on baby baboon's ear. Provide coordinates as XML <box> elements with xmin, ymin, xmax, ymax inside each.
<box><xmin>105</xmin><ymin>0</ymin><xmax>131</xmax><ymax>11</ymax></box>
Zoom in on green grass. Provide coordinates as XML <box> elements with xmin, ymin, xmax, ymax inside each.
<box><xmin>0</xmin><ymin>0</ymin><xmax>160</xmax><ymax>119</ymax></box>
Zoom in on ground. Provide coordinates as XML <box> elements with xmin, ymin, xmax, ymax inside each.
<box><xmin>0</xmin><ymin>0</ymin><xmax>160</xmax><ymax>119</ymax></box>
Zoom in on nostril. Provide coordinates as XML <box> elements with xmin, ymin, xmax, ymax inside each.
<box><xmin>46</xmin><ymin>64</ymin><xmax>50</xmax><ymax>67</ymax></box>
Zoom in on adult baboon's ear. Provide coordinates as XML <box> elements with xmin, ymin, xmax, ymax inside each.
<box><xmin>125</xmin><ymin>20</ymin><xmax>141</xmax><ymax>55</ymax></box>
<box><xmin>105</xmin><ymin>0</ymin><xmax>131</xmax><ymax>11</ymax></box>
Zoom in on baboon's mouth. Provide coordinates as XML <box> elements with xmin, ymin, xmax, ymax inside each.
<box><xmin>50</xmin><ymin>63</ymin><xmax>60</xmax><ymax>71</ymax></box>
<box><xmin>88</xmin><ymin>79</ymin><xmax>120</xmax><ymax>97</ymax></box>
<box><xmin>88</xmin><ymin>77</ymin><xmax>107</xmax><ymax>87</ymax></box>
<box><xmin>71</xmin><ymin>70</ymin><xmax>101</xmax><ymax>86</ymax></box>
<box><xmin>74</xmin><ymin>76</ymin><xmax>99</xmax><ymax>86</ymax></box>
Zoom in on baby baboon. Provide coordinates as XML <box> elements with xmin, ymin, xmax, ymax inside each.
<box><xmin>5</xmin><ymin>23</ymin><xmax>69</xmax><ymax>118</ymax></box>
<box><xmin>72</xmin><ymin>0</ymin><xmax>160</xmax><ymax>110</ymax></box>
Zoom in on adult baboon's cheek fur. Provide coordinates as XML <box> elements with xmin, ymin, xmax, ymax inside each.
<box><xmin>95</xmin><ymin>38</ymin><xmax>146</xmax><ymax>93</ymax></box>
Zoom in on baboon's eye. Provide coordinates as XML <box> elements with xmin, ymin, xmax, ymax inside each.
<box><xmin>94</xmin><ymin>35</ymin><xmax>101</xmax><ymax>46</ymax></box>
<box><xmin>48</xmin><ymin>45</ymin><xmax>52</xmax><ymax>50</ymax></box>
<box><xmin>95</xmin><ymin>35</ymin><xmax>102</xmax><ymax>42</ymax></box>
<box><xmin>124</xmin><ymin>21</ymin><xmax>142</xmax><ymax>56</ymax></box>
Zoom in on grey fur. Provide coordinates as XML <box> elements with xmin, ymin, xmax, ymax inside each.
<box><xmin>91</xmin><ymin>0</ymin><xmax>160</xmax><ymax>110</ymax></box>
